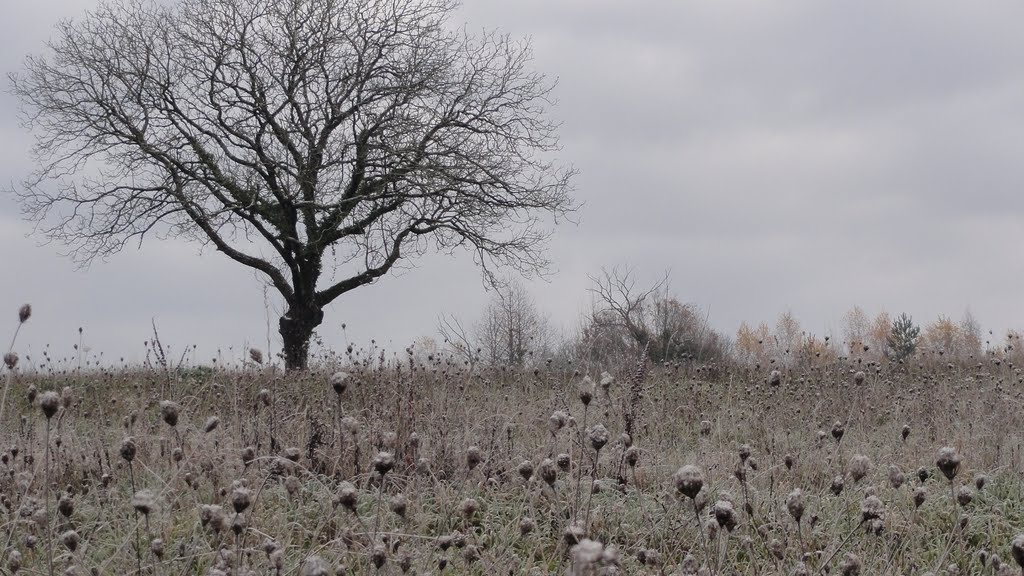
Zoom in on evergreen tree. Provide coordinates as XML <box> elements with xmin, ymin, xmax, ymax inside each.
<box><xmin>888</xmin><ymin>313</ymin><xmax>920</xmax><ymax>362</ymax></box>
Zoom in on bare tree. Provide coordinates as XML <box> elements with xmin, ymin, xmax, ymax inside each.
<box><xmin>580</xmin><ymin>267</ymin><xmax>727</xmax><ymax>365</ymax></box>
<box><xmin>475</xmin><ymin>279</ymin><xmax>550</xmax><ymax>367</ymax></box>
<box><xmin>9</xmin><ymin>0</ymin><xmax>576</xmax><ymax>369</ymax></box>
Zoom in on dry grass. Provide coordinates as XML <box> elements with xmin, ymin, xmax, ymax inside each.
<box><xmin>2</xmin><ymin>355</ymin><xmax>1024</xmax><ymax>575</ymax></box>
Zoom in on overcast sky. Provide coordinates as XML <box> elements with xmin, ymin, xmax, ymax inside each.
<box><xmin>3</xmin><ymin>0</ymin><xmax>1023</xmax><ymax>366</ymax></box>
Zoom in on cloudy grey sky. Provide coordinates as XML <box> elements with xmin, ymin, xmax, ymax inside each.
<box><xmin>3</xmin><ymin>0</ymin><xmax>1023</xmax><ymax>365</ymax></box>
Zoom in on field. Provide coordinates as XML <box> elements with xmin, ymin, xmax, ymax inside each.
<box><xmin>2</xmin><ymin>355</ymin><xmax>1024</xmax><ymax>575</ymax></box>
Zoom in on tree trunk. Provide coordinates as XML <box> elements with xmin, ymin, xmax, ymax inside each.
<box><xmin>279</xmin><ymin>304</ymin><xmax>325</xmax><ymax>371</ymax></box>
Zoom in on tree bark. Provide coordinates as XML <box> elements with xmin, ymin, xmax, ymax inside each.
<box><xmin>279</xmin><ymin>305</ymin><xmax>325</xmax><ymax>371</ymax></box>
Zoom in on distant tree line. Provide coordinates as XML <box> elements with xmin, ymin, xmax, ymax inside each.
<box><xmin>434</xmin><ymin>269</ymin><xmax>1001</xmax><ymax>372</ymax></box>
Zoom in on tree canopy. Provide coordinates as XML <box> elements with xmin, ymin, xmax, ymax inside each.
<box><xmin>10</xmin><ymin>0</ymin><xmax>576</xmax><ymax>369</ymax></box>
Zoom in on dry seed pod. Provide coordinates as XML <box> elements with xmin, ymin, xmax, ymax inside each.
<box><xmin>624</xmin><ymin>446</ymin><xmax>640</xmax><ymax>468</ymax></box>
<box><xmin>39</xmin><ymin>392</ymin><xmax>60</xmax><ymax>419</ymax></box>
<box><xmin>330</xmin><ymin>372</ymin><xmax>349</xmax><ymax>395</ymax></box>
<box><xmin>861</xmin><ymin>495</ymin><xmax>885</xmax><ymax>522</ymax></box>
<box><xmin>713</xmin><ymin>500</ymin><xmax>738</xmax><ymax>531</ymax></box>
<box><xmin>537</xmin><ymin>459</ymin><xmax>557</xmax><ymax>487</ymax></box>
<box><xmin>1011</xmin><ymin>535</ymin><xmax>1024</xmax><ymax>569</ymax></box>
<box><xmin>465</xmin><ymin>446</ymin><xmax>482</xmax><ymax>470</ymax></box>
<box><xmin>786</xmin><ymin>488</ymin><xmax>805</xmax><ymax>523</ymax></box>
<box><xmin>159</xmin><ymin>401</ymin><xmax>180</xmax><ymax>427</ymax></box>
<box><xmin>517</xmin><ymin>460</ymin><xmax>534</xmax><ymax>481</ymax></box>
<box><xmin>587</xmin><ymin>424</ymin><xmax>609</xmax><ymax>451</ymax></box>
<box><xmin>132</xmin><ymin>490</ymin><xmax>156</xmax><ymax>516</ymax></box>
<box><xmin>231</xmin><ymin>486</ymin><xmax>252</xmax><ymax>514</ymax></box>
<box><xmin>913</xmin><ymin>487</ymin><xmax>927</xmax><ymax>508</ymax></box>
<box><xmin>936</xmin><ymin>447</ymin><xmax>961</xmax><ymax>481</ymax></box>
<box><xmin>672</xmin><ymin>465</ymin><xmax>704</xmax><ymax>499</ymax></box>
<box><xmin>18</xmin><ymin>304</ymin><xmax>31</xmax><ymax>323</ymax></box>
<box><xmin>373</xmin><ymin>452</ymin><xmax>395</xmax><ymax>476</ymax></box>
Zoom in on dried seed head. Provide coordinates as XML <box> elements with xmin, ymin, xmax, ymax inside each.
<box><xmin>284</xmin><ymin>475</ymin><xmax>302</xmax><ymax>497</ymax></box>
<box><xmin>241</xmin><ymin>446</ymin><xmax>256</xmax><ymax>466</ymax></box>
<box><xmin>340</xmin><ymin>416</ymin><xmax>360</xmax><ymax>435</ymax></box>
<box><xmin>231</xmin><ymin>486</ymin><xmax>252</xmax><ymax>514</ymax></box>
<box><xmin>1011</xmin><ymin>535</ymin><xmax>1024</xmax><ymax>569</ymax></box>
<box><xmin>713</xmin><ymin>499</ymin><xmax>738</xmax><ymax>531</ymax></box>
<box><xmin>61</xmin><ymin>386</ymin><xmax>74</xmax><ymax>408</ymax></box>
<box><xmin>556</xmin><ymin>453</ymin><xmax>571</xmax><ymax>472</ymax></box>
<box><xmin>849</xmin><ymin>455</ymin><xmax>872</xmax><ymax>483</ymax></box>
<box><xmin>831</xmin><ymin>421</ymin><xmax>845</xmax><ymax>442</ymax></box>
<box><xmin>458</xmin><ymin>498</ymin><xmax>479</xmax><ymax>519</ymax></box>
<box><xmin>389</xmin><ymin>493</ymin><xmax>407</xmax><ymax>518</ymax></box>
<box><xmin>624</xmin><ymin>446</ymin><xmax>640</xmax><ymax>468</ymax></box>
<box><xmin>39</xmin><ymin>392</ymin><xmax>60</xmax><ymax>419</ymax></box>
<box><xmin>119</xmin><ymin>436</ymin><xmax>137</xmax><ymax>462</ymax></box>
<box><xmin>913</xmin><ymin>486</ymin><xmax>927</xmax><ymax>508</ymax></box>
<box><xmin>957</xmin><ymin>486</ymin><xmax>974</xmax><ymax>507</ymax></box>
<box><xmin>159</xmin><ymin>401</ymin><xmax>180</xmax><ymax>427</ymax></box>
<box><xmin>901</xmin><ymin>424</ymin><xmax>911</xmax><ymax>441</ymax></box>
<box><xmin>830</xmin><ymin>475</ymin><xmax>845</xmax><ymax>496</ymax></box>
<box><xmin>517</xmin><ymin>460</ymin><xmax>534</xmax><ymax>481</ymax></box>
<box><xmin>738</xmin><ymin>444</ymin><xmax>752</xmax><ymax>462</ymax></box>
<box><xmin>570</xmin><ymin>538</ymin><xmax>603</xmax><ymax>566</ymax></box>
<box><xmin>58</xmin><ymin>494</ymin><xmax>74</xmax><ymax>517</ymax></box>
<box><xmin>334</xmin><ymin>482</ymin><xmax>358</xmax><ymax>511</ymax></box>
<box><xmin>18</xmin><ymin>304</ymin><xmax>31</xmax><ymax>324</ymax></box>
<box><xmin>465</xmin><ymin>446</ymin><xmax>482</xmax><ymax>470</ymax></box>
<box><xmin>204</xmin><ymin>416</ymin><xmax>220</xmax><ymax>433</ymax></box>
<box><xmin>786</xmin><ymin>488</ymin><xmax>805</xmax><ymax>523</ymax></box>
<box><xmin>151</xmin><ymin>538</ymin><xmax>164</xmax><ymax>560</ymax></box>
<box><xmin>61</xmin><ymin>530</ymin><xmax>80</xmax><ymax>552</ymax></box>
<box><xmin>578</xmin><ymin>377</ymin><xmax>594</xmax><ymax>406</ymax></box>
<box><xmin>26</xmin><ymin>384</ymin><xmax>37</xmax><ymax>403</ymax></box>
<box><xmin>673</xmin><ymin>465</ymin><xmax>704</xmax><ymax>499</ymax></box>
<box><xmin>257</xmin><ymin>389</ymin><xmax>271</xmax><ymax>406</ymax></box>
<box><xmin>537</xmin><ymin>458</ymin><xmax>557</xmax><ymax>486</ymax></box>
<box><xmin>840</xmin><ymin>553</ymin><xmax>862</xmax><ymax>576</ymax></box>
<box><xmin>888</xmin><ymin>465</ymin><xmax>905</xmax><ymax>490</ymax></box>
<box><xmin>249</xmin><ymin>348</ymin><xmax>263</xmax><ymax>364</ymax></box>
<box><xmin>917</xmin><ymin>467</ymin><xmax>930</xmax><ymax>483</ymax></box>
<box><xmin>563</xmin><ymin>523</ymin><xmax>585</xmax><ymax>546</ymax></box>
<box><xmin>3</xmin><ymin>352</ymin><xmax>17</xmax><ymax>370</ymax></box>
<box><xmin>976</xmin><ymin>475</ymin><xmax>987</xmax><ymax>490</ymax></box>
<box><xmin>132</xmin><ymin>489</ymin><xmax>156</xmax><ymax>516</ymax></box>
<box><xmin>371</xmin><ymin>545</ymin><xmax>387</xmax><ymax>569</ymax></box>
<box><xmin>860</xmin><ymin>495</ymin><xmax>885</xmax><ymax>522</ymax></box>
<box><xmin>519</xmin><ymin>516</ymin><xmax>535</xmax><ymax>535</ymax></box>
<box><xmin>329</xmin><ymin>372</ymin><xmax>349</xmax><ymax>395</ymax></box>
<box><xmin>936</xmin><ymin>447</ymin><xmax>961</xmax><ymax>481</ymax></box>
<box><xmin>9</xmin><ymin>549</ymin><xmax>22</xmax><ymax>573</ymax></box>
<box><xmin>853</xmin><ymin>371</ymin><xmax>865</xmax><ymax>385</ymax></box>
<box><xmin>373</xmin><ymin>452</ymin><xmax>395</xmax><ymax>476</ymax></box>
<box><xmin>199</xmin><ymin>504</ymin><xmax>225</xmax><ymax>532</ymax></box>
<box><xmin>700</xmin><ymin>420</ymin><xmax>712</xmax><ymax>436</ymax></box>
<box><xmin>587</xmin><ymin>424</ymin><xmax>609</xmax><ymax>451</ymax></box>
<box><xmin>302</xmin><ymin>555</ymin><xmax>330</xmax><ymax>576</ymax></box>
<box><xmin>548</xmin><ymin>411</ymin><xmax>568</xmax><ymax>434</ymax></box>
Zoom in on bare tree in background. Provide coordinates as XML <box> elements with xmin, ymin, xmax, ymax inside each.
<box><xmin>475</xmin><ymin>279</ymin><xmax>550</xmax><ymax>366</ymax></box>
<box><xmin>438</xmin><ymin>278</ymin><xmax>551</xmax><ymax>367</ymax></box>
<box><xmin>10</xmin><ymin>0</ymin><xmax>576</xmax><ymax>369</ymax></box>
<box><xmin>580</xmin><ymin>267</ymin><xmax>727</xmax><ymax>365</ymax></box>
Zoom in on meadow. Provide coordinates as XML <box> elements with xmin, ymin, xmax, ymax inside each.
<box><xmin>3</xmin><ymin>345</ymin><xmax>1024</xmax><ymax>576</ymax></box>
